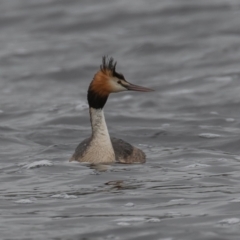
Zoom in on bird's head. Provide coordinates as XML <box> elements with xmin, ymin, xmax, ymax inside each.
<box><xmin>88</xmin><ymin>56</ymin><xmax>153</xmax><ymax>109</ymax></box>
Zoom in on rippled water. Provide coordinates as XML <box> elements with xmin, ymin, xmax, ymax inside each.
<box><xmin>1</xmin><ymin>0</ymin><xmax>240</xmax><ymax>239</ymax></box>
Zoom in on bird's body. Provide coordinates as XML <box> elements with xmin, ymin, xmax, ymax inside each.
<box><xmin>70</xmin><ymin>57</ymin><xmax>153</xmax><ymax>164</ymax></box>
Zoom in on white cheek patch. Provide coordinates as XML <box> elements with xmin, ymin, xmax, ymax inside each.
<box><xmin>109</xmin><ymin>78</ymin><xmax>127</xmax><ymax>92</ymax></box>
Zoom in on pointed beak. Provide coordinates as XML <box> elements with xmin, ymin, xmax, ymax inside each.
<box><xmin>123</xmin><ymin>81</ymin><xmax>154</xmax><ymax>92</ymax></box>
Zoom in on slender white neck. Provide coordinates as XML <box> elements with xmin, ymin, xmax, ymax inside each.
<box><xmin>79</xmin><ymin>107</ymin><xmax>114</xmax><ymax>163</ymax></box>
<box><xmin>89</xmin><ymin>107</ymin><xmax>110</xmax><ymax>139</ymax></box>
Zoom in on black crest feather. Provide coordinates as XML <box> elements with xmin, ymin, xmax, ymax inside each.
<box><xmin>100</xmin><ymin>56</ymin><xmax>125</xmax><ymax>80</ymax></box>
<box><xmin>100</xmin><ymin>56</ymin><xmax>117</xmax><ymax>73</ymax></box>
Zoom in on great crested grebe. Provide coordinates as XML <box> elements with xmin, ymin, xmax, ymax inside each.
<box><xmin>70</xmin><ymin>56</ymin><xmax>153</xmax><ymax>164</ymax></box>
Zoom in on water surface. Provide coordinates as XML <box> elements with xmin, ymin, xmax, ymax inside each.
<box><xmin>1</xmin><ymin>0</ymin><xmax>240</xmax><ymax>239</ymax></box>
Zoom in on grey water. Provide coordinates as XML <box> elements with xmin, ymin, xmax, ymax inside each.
<box><xmin>1</xmin><ymin>0</ymin><xmax>240</xmax><ymax>239</ymax></box>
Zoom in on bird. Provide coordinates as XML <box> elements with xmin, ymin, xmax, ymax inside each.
<box><xmin>69</xmin><ymin>56</ymin><xmax>153</xmax><ymax>164</ymax></box>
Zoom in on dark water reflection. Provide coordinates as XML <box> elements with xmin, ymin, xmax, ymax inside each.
<box><xmin>1</xmin><ymin>0</ymin><xmax>240</xmax><ymax>239</ymax></box>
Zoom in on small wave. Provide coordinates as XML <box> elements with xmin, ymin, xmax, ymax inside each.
<box><xmin>21</xmin><ymin>160</ymin><xmax>53</xmax><ymax>169</ymax></box>
<box><xmin>75</xmin><ymin>102</ymin><xmax>89</xmax><ymax>111</ymax></box>
<box><xmin>169</xmin><ymin>199</ymin><xmax>185</xmax><ymax>203</ymax></box>
<box><xmin>114</xmin><ymin>217</ymin><xmax>146</xmax><ymax>222</ymax></box>
<box><xmin>206</xmin><ymin>76</ymin><xmax>232</xmax><ymax>83</ymax></box>
<box><xmin>50</xmin><ymin>193</ymin><xmax>77</xmax><ymax>199</ymax></box>
<box><xmin>225</xmin><ymin>118</ymin><xmax>235</xmax><ymax>122</ymax></box>
<box><xmin>184</xmin><ymin>163</ymin><xmax>210</xmax><ymax>169</ymax></box>
<box><xmin>230</xmin><ymin>198</ymin><xmax>240</xmax><ymax>202</ymax></box>
<box><xmin>114</xmin><ymin>217</ymin><xmax>160</xmax><ymax>225</ymax></box>
<box><xmin>14</xmin><ymin>198</ymin><xmax>35</xmax><ymax>204</ymax></box>
<box><xmin>124</xmin><ymin>202</ymin><xmax>135</xmax><ymax>207</ymax></box>
<box><xmin>199</xmin><ymin>133</ymin><xmax>221</xmax><ymax>139</ymax></box>
<box><xmin>218</xmin><ymin>218</ymin><xmax>240</xmax><ymax>225</ymax></box>
<box><xmin>210</xmin><ymin>111</ymin><xmax>219</xmax><ymax>115</ymax></box>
